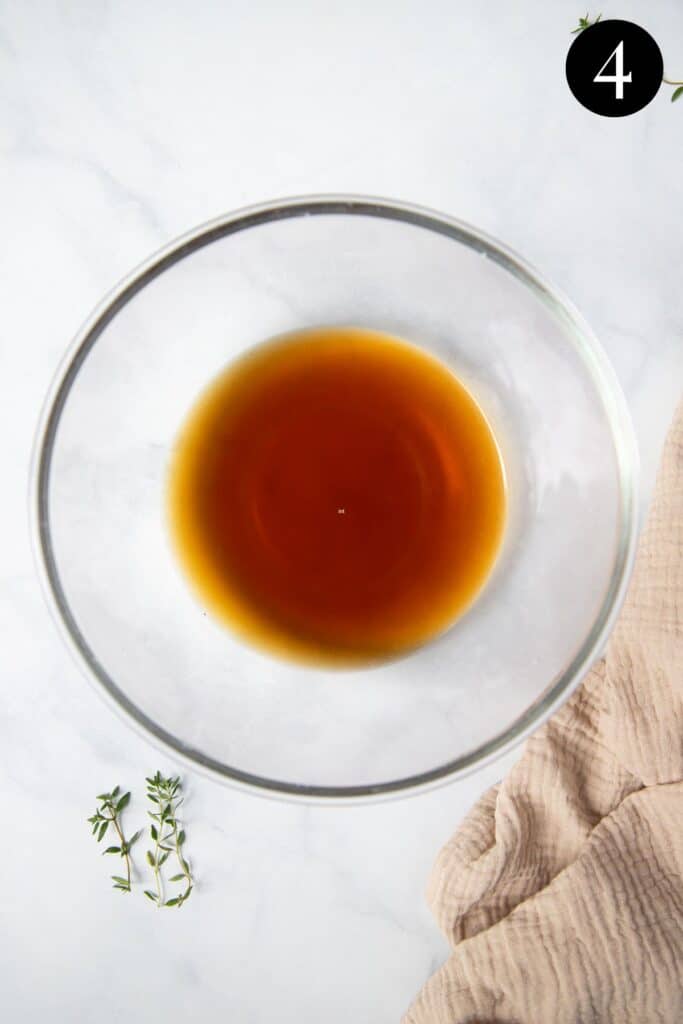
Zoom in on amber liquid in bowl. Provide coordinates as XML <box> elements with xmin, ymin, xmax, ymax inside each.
<box><xmin>168</xmin><ymin>327</ymin><xmax>506</xmax><ymax>665</ymax></box>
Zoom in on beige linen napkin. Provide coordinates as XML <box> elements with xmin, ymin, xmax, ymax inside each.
<box><xmin>404</xmin><ymin>401</ymin><xmax>683</xmax><ymax>1024</ymax></box>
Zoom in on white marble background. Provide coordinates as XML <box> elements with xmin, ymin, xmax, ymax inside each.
<box><xmin>2</xmin><ymin>2</ymin><xmax>682</xmax><ymax>1021</ymax></box>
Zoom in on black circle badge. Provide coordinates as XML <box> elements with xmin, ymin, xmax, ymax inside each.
<box><xmin>566</xmin><ymin>20</ymin><xmax>663</xmax><ymax>116</ymax></box>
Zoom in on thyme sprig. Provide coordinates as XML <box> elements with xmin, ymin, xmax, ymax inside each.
<box><xmin>87</xmin><ymin>786</ymin><xmax>140</xmax><ymax>893</ymax></box>
<box><xmin>144</xmin><ymin>772</ymin><xmax>193</xmax><ymax>908</ymax></box>
<box><xmin>571</xmin><ymin>12</ymin><xmax>602</xmax><ymax>33</ymax></box>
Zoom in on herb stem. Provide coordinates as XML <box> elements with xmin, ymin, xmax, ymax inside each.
<box><xmin>110</xmin><ymin>813</ymin><xmax>131</xmax><ymax>889</ymax></box>
<box><xmin>152</xmin><ymin>823</ymin><xmax>164</xmax><ymax>905</ymax></box>
<box><xmin>171</xmin><ymin>816</ymin><xmax>193</xmax><ymax>901</ymax></box>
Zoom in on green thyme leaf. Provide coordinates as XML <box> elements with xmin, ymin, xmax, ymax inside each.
<box><xmin>571</xmin><ymin>12</ymin><xmax>601</xmax><ymax>33</ymax></box>
<box><xmin>116</xmin><ymin>792</ymin><xmax>131</xmax><ymax>813</ymax></box>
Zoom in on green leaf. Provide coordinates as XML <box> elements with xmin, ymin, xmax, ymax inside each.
<box><xmin>165</xmin><ymin>897</ymin><xmax>181</xmax><ymax>907</ymax></box>
<box><xmin>128</xmin><ymin>830</ymin><xmax>141</xmax><ymax>847</ymax></box>
<box><xmin>170</xmin><ymin>873</ymin><xmax>185</xmax><ymax>882</ymax></box>
<box><xmin>113</xmin><ymin>883</ymin><xmax>130</xmax><ymax>892</ymax></box>
<box><xmin>672</xmin><ymin>86</ymin><xmax>683</xmax><ymax>103</ymax></box>
<box><xmin>103</xmin><ymin>845</ymin><xmax>121</xmax><ymax>855</ymax></box>
<box><xmin>178</xmin><ymin>830</ymin><xmax>186</xmax><ymax>846</ymax></box>
<box><xmin>571</xmin><ymin>11</ymin><xmax>601</xmax><ymax>33</ymax></box>
<box><xmin>144</xmin><ymin>890</ymin><xmax>158</xmax><ymax>902</ymax></box>
<box><xmin>147</xmin><ymin>794</ymin><xmax>159</xmax><ymax>804</ymax></box>
<box><xmin>111</xmin><ymin>876</ymin><xmax>129</xmax><ymax>886</ymax></box>
<box><xmin>181</xmin><ymin>858</ymin><xmax>191</xmax><ymax>875</ymax></box>
<box><xmin>97</xmin><ymin>821</ymin><xmax>108</xmax><ymax>842</ymax></box>
<box><xmin>150</xmin><ymin>824</ymin><xmax>158</xmax><ymax>841</ymax></box>
<box><xmin>159</xmin><ymin>851</ymin><xmax>170</xmax><ymax>866</ymax></box>
<box><xmin>116</xmin><ymin>792</ymin><xmax>131</xmax><ymax>814</ymax></box>
<box><xmin>111</xmin><ymin>785</ymin><xmax>120</xmax><ymax>798</ymax></box>
<box><xmin>146</xmin><ymin>850</ymin><xmax>155</xmax><ymax>867</ymax></box>
<box><xmin>96</xmin><ymin>792</ymin><xmax>110</xmax><ymax>801</ymax></box>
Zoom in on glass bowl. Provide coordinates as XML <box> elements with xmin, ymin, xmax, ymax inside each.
<box><xmin>31</xmin><ymin>196</ymin><xmax>637</xmax><ymax>801</ymax></box>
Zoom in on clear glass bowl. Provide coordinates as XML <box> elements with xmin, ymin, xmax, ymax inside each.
<box><xmin>31</xmin><ymin>196</ymin><xmax>637</xmax><ymax>801</ymax></box>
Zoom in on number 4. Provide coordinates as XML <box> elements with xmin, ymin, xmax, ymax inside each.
<box><xmin>594</xmin><ymin>41</ymin><xmax>632</xmax><ymax>99</ymax></box>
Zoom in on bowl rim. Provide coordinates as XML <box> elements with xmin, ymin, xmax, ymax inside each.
<box><xmin>30</xmin><ymin>193</ymin><xmax>639</xmax><ymax>804</ymax></box>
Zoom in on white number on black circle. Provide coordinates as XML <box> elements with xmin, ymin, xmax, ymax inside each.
<box><xmin>594</xmin><ymin>41</ymin><xmax>633</xmax><ymax>99</ymax></box>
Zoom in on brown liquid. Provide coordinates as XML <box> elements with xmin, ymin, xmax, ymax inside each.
<box><xmin>168</xmin><ymin>327</ymin><xmax>506</xmax><ymax>665</ymax></box>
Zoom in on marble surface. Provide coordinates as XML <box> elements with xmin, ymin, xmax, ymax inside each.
<box><xmin>2</xmin><ymin>2</ymin><xmax>682</xmax><ymax>1021</ymax></box>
